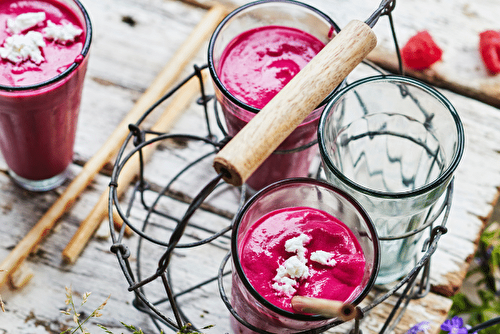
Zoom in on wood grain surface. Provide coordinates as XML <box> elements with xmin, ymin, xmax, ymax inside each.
<box><xmin>1</xmin><ymin>0</ymin><xmax>499</xmax><ymax>333</ymax></box>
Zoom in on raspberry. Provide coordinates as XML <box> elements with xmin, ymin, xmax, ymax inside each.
<box><xmin>401</xmin><ymin>30</ymin><xmax>443</xmax><ymax>70</ymax></box>
<box><xmin>479</xmin><ymin>30</ymin><xmax>500</xmax><ymax>75</ymax></box>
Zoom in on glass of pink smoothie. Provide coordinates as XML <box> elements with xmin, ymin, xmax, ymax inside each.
<box><xmin>0</xmin><ymin>0</ymin><xmax>92</xmax><ymax>191</ymax></box>
<box><xmin>208</xmin><ymin>0</ymin><xmax>343</xmax><ymax>192</ymax></box>
<box><xmin>318</xmin><ymin>76</ymin><xmax>465</xmax><ymax>284</ymax></box>
<box><xmin>229</xmin><ymin>178</ymin><xmax>380</xmax><ymax>333</ymax></box>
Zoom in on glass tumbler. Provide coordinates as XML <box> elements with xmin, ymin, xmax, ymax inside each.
<box><xmin>208</xmin><ymin>0</ymin><xmax>342</xmax><ymax>192</ymax></box>
<box><xmin>318</xmin><ymin>75</ymin><xmax>465</xmax><ymax>284</ymax></box>
<box><xmin>0</xmin><ymin>0</ymin><xmax>92</xmax><ymax>191</ymax></box>
<box><xmin>230</xmin><ymin>178</ymin><xmax>379</xmax><ymax>333</ymax></box>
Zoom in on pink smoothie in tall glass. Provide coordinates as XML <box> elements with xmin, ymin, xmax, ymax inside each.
<box><xmin>218</xmin><ymin>26</ymin><xmax>326</xmax><ymax>191</ymax></box>
<box><xmin>0</xmin><ymin>0</ymin><xmax>89</xmax><ymax>189</ymax></box>
<box><xmin>240</xmin><ymin>206</ymin><xmax>366</xmax><ymax>313</ymax></box>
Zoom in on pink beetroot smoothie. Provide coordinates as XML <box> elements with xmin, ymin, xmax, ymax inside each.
<box><xmin>0</xmin><ymin>0</ymin><xmax>89</xmax><ymax>183</ymax></box>
<box><xmin>217</xmin><ymin>26</ymin><xmax>326</xmax><ymax>191</ymax></box>
<box><xmin>239</xmin><ymin>206</ymin><xmax>366</xmax><ymax>313</ymax></box>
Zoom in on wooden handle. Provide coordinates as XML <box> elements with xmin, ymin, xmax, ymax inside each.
<box><xmin>213</xmin><ymin>20</ymin><xmax>377</xmax><ymax>186</ymax></box>
<box><xmin>291</xmin><ymin>296</ymin><xmax>357</xmax><ymax>321</ymax></box>
<box><xmin>0</xmin><ymin>4</ymin><xmax>227</xmax><ymax>290</ymax></box>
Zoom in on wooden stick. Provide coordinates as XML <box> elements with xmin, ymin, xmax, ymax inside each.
<box><xmin>62</xmin><ymin>71</ymin><xmax>208</xmax><ymax>264</ymax></box>
<box><xmin>291</xmin><ymin>296</ymin><xmax>357</xmax><ymax>321</ymax></box>
<box><xmin>0</xmin><ymin>270</ymin><xmax>4</xmax><ymax>311</ymax></box>
<box><xmin>9</xmin><ymin>263</ymin><xmax>34</xmax><ymax>290</ymax></box>
<box><xmin>0</xmin><ymin>4</ymin><xmax>227</xmax><ymax>290</ymax></box>
<box><xmin>111</xmin><ymin>206</ymin><xmax>133</xmax><ymax>238</ymax></box>
<box><xmin>213</xmin><ymin>20</ymin><xmax>377</xmax><ymax>186</ymax></box>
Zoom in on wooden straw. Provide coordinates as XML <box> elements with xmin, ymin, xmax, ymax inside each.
<box><xmin>291</xmin><ymin>296</ymin><xmax>357</xmax><ymax>321</ymax></box>
<box><xmin>0</xmin><ymin>4</ymin><xmax>227</xmax><ymax>290</ymax></box>
<box><xmin>62</xmin><ymin>70</ymin><xmax>208</xmax><ymax>264</ymax></box>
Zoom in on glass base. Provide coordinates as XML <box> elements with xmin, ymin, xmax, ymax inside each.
<box><xmin>9</xmin><ymin>169</ymin><xmax>68</xmax><ymax>192</ymax></box>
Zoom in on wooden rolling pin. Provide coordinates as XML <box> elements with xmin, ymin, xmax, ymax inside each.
<box><xmin>213</xmin><ymin>20</ymin><xmax>377</xmax><ymax>186</ymax></box>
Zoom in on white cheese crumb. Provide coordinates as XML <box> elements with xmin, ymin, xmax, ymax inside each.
<box><xmin>272</xmin><ymin>277</ymin><xmax>297</xmax><ymax>296</ymax></box>
<box><xmin>282</xmin><ymin>256</ymin><xmax>310</xmax><ymax>279</ymax></box>
<box><xmin>273</xmin><ymin>256</ymin><xmax>308</xmax><ymax>296</ymax></box>
<box><xmin>7</xmin><ymin>12</ymin><xmax>46</xmax><ymax>34</ymax></box>
<box><xmin>285</xmin><ymin>233</ymin><xmax>310</xmax><ymax>260</ymax></box>
<box><xmin>272</xmin><ymin>234</ymin><xmax>311</xmax><ymax>296</ymax></box>
<box><xmin>43</xmin><ymin>20</ymin><xmax>82</xmax><ymax>43</ymax></box>
<box><xmin>273</xmin><ymin>255</ymin><xmax>310</xmax><ymax>297</ymax></box>
<box><xmin>310</xmin><ymin>250</ymin><xmax>337</xmax><ymax>266</ymax></box>
<box><xmin>0</xmin><ymin>31</ymin><xmax>46</xmax><ymax>64</ymax></box>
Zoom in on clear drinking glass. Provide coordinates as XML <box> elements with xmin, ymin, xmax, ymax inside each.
<box><xmin>208</xmin><ymin>0</ymin><xmax>342</xmax><ymax>192</ymax></box>
<box><xmin>230</xmin><ymin>178</ymin><xmax>379</xmax><ymax>333</ymax></box>
<box><xmin>0</xmin><ymin>0</ymin><xmax>92</xmax><ymax>191</ymax></box>
<box><xmin>318</xmin><ymin>75</ymin><xmax>465</xmax><ymax>284</ymax></box>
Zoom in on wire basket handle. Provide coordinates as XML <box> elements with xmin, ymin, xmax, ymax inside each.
<box><xmin>213</xmin><ymin>20</ymin><xmax>377</xmax><ymax>186</ymax></box>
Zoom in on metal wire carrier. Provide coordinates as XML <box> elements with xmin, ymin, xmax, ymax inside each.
<box><xmin>107</xmin><ymin>1</ymin><xmax>455</xmax><ymax>333</ymax></box>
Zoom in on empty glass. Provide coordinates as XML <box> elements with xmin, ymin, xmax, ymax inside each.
<box><xmin>318</xmin><ymin>75</ymin><xmax>465</xmax><ymax>284</ymax></box>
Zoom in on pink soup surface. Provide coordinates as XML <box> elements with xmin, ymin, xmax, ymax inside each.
<box><xmin>240</xmin><ymin>206</ymin><xmax>366</xmax><ymax>313</ymax></box>
<box><xmin>0</xmin><ymin>0</ymin><xmax>85</xmax><ymax>86</ymax></box>
<box><xmin>218</xmin><ymin>25</ymin><xmax>325</xmax><ymax>109</ymax></box>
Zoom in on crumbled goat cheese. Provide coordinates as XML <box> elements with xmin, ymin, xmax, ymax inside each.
<box><xmin>273</xmin><ymin>234</ymin><xmax>311</xmax><ymax>297</ymax></box>
<box><xmin>285</xmin><ymin>233</ymin><xmax>310</xmax><ymax>260</ymax></box>
<box><xmin>7</xmin><ymin>12</ymin><xmax>46</xmax><ymax>34</ymax></box>
<box><xmin>277</xmin><ymin>256</ymin><xmax>310</xmax><ymax>280</ymax></box>
<box><xmin>310</xmin><ymin>250</ymin><xmax>337</xmax><ymax>266</ymax></box>
<box><xmin>0</xmin><ymin>31</ymin><xmax>45</xmax><ymax>64</ymax></box>
<box><xmin>43</xmin><ymin>20</ymin><xmax>82</xmax><ymax>43</ymax></box>
<box><xmin>272</xmin><ymin>276</ymin><xmax>297</xmax><ymax>296</ymax></box>
<box><xmin>272</xmin><ymin>233</ymin><xmax>339</xmax><ymax>297</ymax></box>
<box><xmin>273</xmin><ymin>255</ymin><xmax>309</xmax><ymax>297</ymax></box>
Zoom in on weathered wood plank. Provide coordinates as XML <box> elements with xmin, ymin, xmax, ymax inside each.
<box><xmin>1</xmin><ymin>0</ymin><xmax>500</xmax><ymax>333</ymax></box>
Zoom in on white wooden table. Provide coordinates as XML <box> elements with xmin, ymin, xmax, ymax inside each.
<box><xmin>1</xmin><ymin>0</ymin><xmax>500</xmax><ymax>333</ymax></box>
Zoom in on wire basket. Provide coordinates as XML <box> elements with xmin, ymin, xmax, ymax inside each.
<box><xmin>107</xmin><ymin>1</ymin><xmax>457</xmax><ymax>333</ymax></box>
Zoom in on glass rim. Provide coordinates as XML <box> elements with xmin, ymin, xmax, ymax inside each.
<box><xmin>0</xmin><ymin>0</ymin><xmax>93</xmax><ymax>91</ymax></box>
<box><xmin>231</xmin><ymin>177</ymin><xmax>380</xmax><ymax>322</ymax></box>
<box><xmin>207</xmin><ymin>0</ymin><xmax>341</xmax><ymax>115</ymax></box>
<box><xmin>318</xmin><ymin>74</ymin><xmax>466</xmax><ymax>199</ymax></box>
